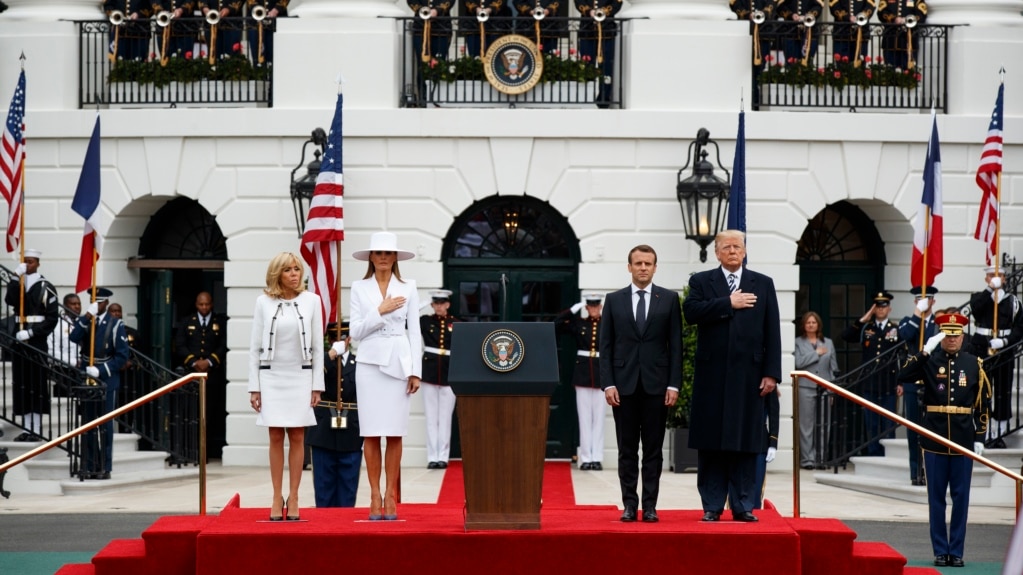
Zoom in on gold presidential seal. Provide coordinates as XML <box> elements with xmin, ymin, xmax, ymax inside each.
<box><xmin>483</xmin><ymin>34</ymin><xmax>543</xmax><ymax>95</ymax></box>
<box><xmin>482</xmin><ymin>329</ymin><xmax>525</xmax><ymax>372</ymax></box>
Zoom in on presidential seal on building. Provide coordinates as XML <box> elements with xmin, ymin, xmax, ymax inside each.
<box><xmin>483</xmin><ymin>34</ymin><xmax>543</xmax><ymax>95</ymax></box>
<box><xmin>482</xmin><ymin>329</ymin><xmax>525</xmax><ymax>372</ymax></box>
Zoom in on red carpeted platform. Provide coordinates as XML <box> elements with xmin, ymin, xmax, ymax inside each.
<box><xmin>56</xmin><ymin>463</ymin><xmax>935</xmax><ymax>575</ymax></box>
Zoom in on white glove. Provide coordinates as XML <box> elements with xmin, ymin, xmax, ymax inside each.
<box><xmin>87</xmin><ymin>302</ymin><xmax>100</xmax><ymax>317</ymax></box>
<box><xmin>15</xmin><ymin>329</ymin><xmax>30</xmax><ymax>341</ymax></box>
<box><xmin>570</xmin><ymin>302</ymin><xmax>584</xmax><ymax>314</ymax></box>
<box><xmin>974</xmin><ymin>442</ymin><xmax>984</xmax><ymax>456</ymax></box>
<box><xmin>923</xmin><ymin>332</ymin><xmax>946</xmax><ymax>354</ymax></box>
<box><xmin>14</xmin><ymin>263</ymin><xmax>26</xmax><ymax>276</ymax></box>
<box><xmin>990</xmin><ymin>276</ymin><xmax>1003</xmax><ymax>290</ymax></box>
<box><xmin>916</xmin><ymin>299</ymin><xmax>929</xmax><ymax>313</ymax></box>
<box><xmin>765</xmin><ymin>447</ymin><xmax>777</xmax><ymax>463</ymax></box>
<box><xmin>991</xmin><ymin>338</ymin><xmax>1006</xmax><ymax>350</ymax></box>
<box><xmin>85</xmin><ymin>366</ymin><xmax>100</xmax><ymax>378</ymax></box>
<box><xmin>331</xmin><ymin>341</ymin><xmax>346</xmax><ymax>356</ymax></box>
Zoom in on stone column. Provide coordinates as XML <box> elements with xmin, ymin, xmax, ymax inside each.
<box><xmin>289</xmin><ymin>0</ymin><xmax>405</xmax><ymax>18</ymax></box>
<box><xmin>925</xmin><ymin>0</ymin><xmax>1023</xmax><ymax>26</ymax></box>
<box><xmin>1</xmin><ymin>0</ymin><xmax>101</xmax><ymax>20</ymax></box>
<box><xmin>618</xmin><ymin>0</ymin><xmax>734</xmax><ymax>20</ymax></box>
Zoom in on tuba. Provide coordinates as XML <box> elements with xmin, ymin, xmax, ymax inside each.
<box><xmin>108</xmin><ymin>10</ymin><xmax>125</xmax><ymax>63</ymax></box>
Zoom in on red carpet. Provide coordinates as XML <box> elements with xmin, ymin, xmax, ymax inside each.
<box><xmin>436</xmin><ymin>461</ymin><xmax>577</xmax><ymax>508</ymax></box>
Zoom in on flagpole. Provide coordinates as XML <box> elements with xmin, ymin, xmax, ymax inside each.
<box><xmin>918</xmin><ymin>206</ymin><xmax>930</xmax><ymax>351</ymax></box>
<box><xmin>991</xmin><ymin>169</ymin><xmax>1001</xmax><ymax>350</ymax></box>
<box><xmin>88</xmin><ymin>242</ymin><xmax>98</xmax><ymax>372</ymax></box>
<box><xmin>16</xmin><ymin>156</ymin><xmax>25</xmax><ymax>327</ymax></box>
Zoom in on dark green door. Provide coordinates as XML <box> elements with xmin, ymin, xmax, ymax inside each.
<box><xmin>797</xmin><ymin>266</ymin><xmax>877</xmax><ymax>374</ymax></box>
<box><xmin>140</xmin><ymin>270</ymin><xmax>174</xmax><ymax>367</ymax></box>
<box><xmin>445</xmin><ymin>266</ymin><xmax>579</xmax><ymax>459</ymax></box>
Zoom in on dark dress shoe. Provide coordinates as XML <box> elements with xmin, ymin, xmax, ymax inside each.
<box><xmin>427</xmin><ymin>461</ymin><xmax>439</xmax><ymax>469</ymax></box>
<box><xmin>934</xmin><ymin>555</ymin><xmax>949</xmax><ymax>567</ymax></box>
<box><xmin>701</xmin><ymin>511</ymin><xmax>721</xmax><ymax>522</ymax></box>
<box><xmin>579</xmin><ymin>462</ymin><xmax>591</xmax><ymax>470</ymax></box>
<box><xmin>13</xmin><ymin>432</ymin><xmax>32</xmax><ymax>442</ymax></box>
<box><xmin>733</xmin><ymin>512</ymin><xmax>758</xmax><ymax>522</ymax></box>
<box><xmin>800</xmin><ymin>463</ymin><xmax>815</xmax><ymax>470</ymax></box>
<box><xmin>592</xmin><ymin>462</ymin><xmax>603</xmax><ymax>471</ymax></box>
<box><xmin>620</xmin><ymin>506</ymin><xmax>637</xmax><ymax>522</ymax></box>
<box><xmin>990</xmin><ymin>438</ymin><xmax>1007</xmax><ymax>449</ymax></box>
<box><xmin>437</xmin><ymin>461</ymin><xmax>448</xmax><ymax>469</ymax></box>
<box><xmin>949</xmin><ymin>556</ymin><xmax>964</xmax><ymax>567</ymax></box>
<box><xmin>642</xmin><ymin>509</ymin><xmax>659</xmax><ymax>523</ymax></box>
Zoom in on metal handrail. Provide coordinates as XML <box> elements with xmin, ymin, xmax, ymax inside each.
<box><xmin>0</xmin><ymin>372</ymin><xmax>210</xmax><ymax>515</ymax></box>
<box><xmin>791</xmin><ymin>370</ymin><xmax>1023</xmax><ymax>521</ymax></box>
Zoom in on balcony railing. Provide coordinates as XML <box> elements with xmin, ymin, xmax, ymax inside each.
<box><xmin>750</xmin><ymin>22</ymin><xmax>950</xmax><ymax>112</ymax></box>
<box><xmin>399</xmin><ymin>17</ymin><xmax>624</xmax><ymax>109</ymax></box>
<box><xmin>76</xmin><ymin>17</ymin><xmax>274</xmax><ymax>108</ymax></box>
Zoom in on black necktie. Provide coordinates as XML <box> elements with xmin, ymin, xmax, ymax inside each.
<box><xmin>728</xmin><ymin>273</ymin><xmax>738</xmax><ymax>293</ymax></box>
<box><xmin>636</xmin><ymin>290</ymin><xmax>646</xmax><ymax>332</ymax></box>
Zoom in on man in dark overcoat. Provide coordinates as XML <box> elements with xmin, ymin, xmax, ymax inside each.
<box><xmin>683</xmin><ymin>229</ymin><xmax>781</xmax><ymax>523</ymax></box>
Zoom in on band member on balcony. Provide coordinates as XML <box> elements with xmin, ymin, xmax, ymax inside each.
<box><xmin>420</xmin><ymin>290</ymin><xmax>459</xmax><ymax>470</ymax></box>
<box><xmin>576</xmin><ymin>0</ymin><xmax>622</xmax><ymax>107</ymax></box>
<box><xmin>5</xmin><ymin>249</ymin><xmax>59</xmax><ymax>442</ymax></box>
<box><xmin>410</xmin><ymin>1</ymin><xmax>453</xmax><ymax>64</ymax></box>
<box><xmin>513</xmin><ymin>0</ymin><xmax>567</xmax><ymax>55</ymax></box>
<box><xmin>841</xmin><ymin>291</ymin><xmax>904</xmax><ymax>456</ymax></box>
<box><xmin>897</xmin><ymin>286</ymin><xmax>939</xmax><ymax>485</ymax></box>
<box><xmin>199</xmin><ymin>1</ymin><xmax>243</xmax><ymax>62</ymax></box>
<box><xmin>460</xmin><ymin>0</ymin><xmax>512</xmax><ymax>59</ymax></box>
<box><xmin>778</xmin><ymin>0</ymin><xmax>822</xmax><ymax>64</ymax></box>
<box><xmin>163</xmin><ymin>1</ymin><xmax>200</xmax><ymax>59</ymax></box>
<box><xmin>247</xmin><ymin>1</ymin><xmax>288</xmax><ymax>65</ymax></box>
<box><xmin>830</xmin><ymin>0</ymin><xmax>875</xmax><ymax>63</ymax></box>
<box><xmin>555</xmin><ymin>292</ymin><xmax>605</xmax><ymax>471</ymax></box>
<box><xmin>898</xmin><ymin>312</ymin><xmax>990</xmax><ymax>569</ymax></box>
<box><xmin>968</xmin><ymin>266</ymin><xmax>1023</xmax><ymax>449</ymax></box>
<box><xmin>878</xmin><ymin>0</ymin><xmax>926</xmax><ymax>70</ymax></box>
<box><xmin>103</xmin><ymin>0</ymin><xmax>159</xmax><ymax>61</ymax></box>
<box><xmin>70</xmin><ymin>287</ymin><xmax>131</xmax><ymax>480</ymax></box>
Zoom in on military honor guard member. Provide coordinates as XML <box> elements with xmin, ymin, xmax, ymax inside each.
<box><xmin>246</xmin><ymin>1</ymin><xmax>287</xmax><ymax>64</ymax></box>
<box><xmin>513</xmin><ymin>0</ymin><xmax>567</xmax><ymax>54</ymax></box>
<box><xmin>967</xmin><ymin>266</ymin><xmax>1023</xmax><ymax>448</ymax></box>
<box><xmin>420</xmin><ymin>289</ymin><xmax>460</xmax><ymax>469</ymax></box>
<box><xmin>307</xmin><ymin>322</ymin><xmax>363</xmax><ymax>508</ymax></box>
<box><xmin>460</xmin><ymin>0</ymin><xmax>513</xmax><ymax>58</ymax></box>
<box><xmin>898</xmin><ymin>312</ymin><xmax>991</xmax><ymax>568</ymax></box>
<box><xmin>48</xmin><ymin>293</ymin><xmax>83</xmax><ymax>397</ymax></box>
<box><xmin>4</xmin><ymin>248</ymin><xmax>59</xmax><ymax>442</ymax></box>
<box><xmin>829</xmin><ymin>0</ymin><xmax>875</xmax><ymax>62</ymax></box>
<box><xmin>409</xmin><ymin>1</ymin><xmax>453</xmax><ymax>63</ymax></box>
<box><xmin>575</xmin><ymin>0</ymin><xmax>622</xmax><ymax>106</ymax></box>
<box><xmin>897</xmin><ymin>286</ymin><xmax>939</xmax><ymax>485</ymax></box>
<box><xmin>163</xmin><ymin>1</ymin><xmax>199</xmax><ymax>60</ymax></box>
<box><xmin>841</xmin><ymin>290</ymin><xmax>904</xmax><ymax>456</ymax></box>
<box><xmin>878</xmin><ymin>0</ymin><xmax>926</xmax><ymax>70</ymax></box>
<box><xmin>555</xmin><ymin>292</ymin><xmax>605</xmax><ymax>470</ymax></box>
<box><xmin>777</xmin><ymin>0</ymin><xmax>824</xmax><ymax>64</ymax></box>
<box><xmin>69</xmin><ymin>288</ymin><xmax>131</xmax><ymax>480</ymax></box>
<box><xmin>198</xmin><ymin>1</ymin><xmax>243</xmax><ymax>62</ymax></box>
<box><xmin>103</xmin><ymin>0</ymin><xmax>159</xmax><ymax>62</ymax></box>
<box><xmin>174</xmin><ymin>291</ymin><xmax>228</xmax><ymax>458</ymax></box>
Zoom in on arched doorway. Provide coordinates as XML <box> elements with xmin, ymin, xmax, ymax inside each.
<box><xmin>442</xmin><ymin>195</ymin><xmax>580</xmax><ymax>459</ymax></box>
<box><xmin>130</xmin><ymin>197</ymin><xmax>228</xmax><ymax>458</ymax></box>
<box><xmin>795</xmin><ymin>200</ymin><xmax>886</xmax><ymax>373</ymax></box>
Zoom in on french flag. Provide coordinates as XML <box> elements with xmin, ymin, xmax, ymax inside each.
<box><xmin>72</xmin><ymin>117</ymin><xmax>101</xmax><ymax>294</ymax></box>
<box><xmin>910</xmin><ymin>113</ymin><xmax>943</xmax><ymax>287</ymax></box>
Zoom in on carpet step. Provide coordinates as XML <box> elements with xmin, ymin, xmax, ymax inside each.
<box><xmin>54</xmin><ymin>564</ymin><xmax>95</xmax><ymax>575</ymax></box>
<box><xmin>141</xmin><ymin>515</ymin><xmax>216</xmax><ymax>575</ymax></box>
<box><xmin>786</xmin><ymin>517</ymin><xmax>856</xmax><ymax>575</ymax></box>
<box><xmin>93</xmin><ymin>538</ymin><xmax>148</xmax><ymax>575</ymax></box>
<box><xmin>851</xmin><ymin>541</ymin><xmax>907</xmax><ymax>575</ymax></box>
<box><xmin>59</xmin><ymin>466</ymin><xmax>199</xmax><ymax>495</ymax></box>
<box><xmin>903</xmin><ymin>567</ymin><xmax>941</xmax><ymax>575</ymax></box>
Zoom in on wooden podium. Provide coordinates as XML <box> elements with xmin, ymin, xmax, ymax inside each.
<box><xmin>448</xmin><ymin>323</ymin><xmax>558</xmax><ymax>531</ymax></box>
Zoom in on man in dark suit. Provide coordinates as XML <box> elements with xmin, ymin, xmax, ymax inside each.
<box><xmin>174</xmin><ymin>291</ymin><xmax>227</xmax><ymax>458</ymax></box>
<box><xmin>599</xmin><ymin>244</ymin><xmax>682</xmax><ymax>523</ymax></box>
<box><xmin>683</xmin><ymin>230</ymin><xmax>781</xmax><ymax>523</ymax></box>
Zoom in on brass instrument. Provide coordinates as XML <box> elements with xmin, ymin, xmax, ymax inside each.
<box><xmin>904</xmin><ymin>14</ymin><xmax>918</xmax><ymax>27</ymax></box>
<box><xmin>592</xmin><ymin>7</ymin><xmax>607</xmax><ymax>22</ymax></box>
<box><xmin>419</xmin><ymin>2</ymin><xmax>433</xmax><ymax>63</ymax></box>
<box><xmin>752</xmin><ymin>9</ymin><xmax>765</xmax><ymax>24</ymax></box>
<box><xmin>802</xmin><ymin>13</ymin><xmax>815</xmax><ymax>27</ymax></box>
<box><xmin>477</xmin><ymin>8</ymin><xmax>489</xmax><ymax>57</ymax></box>
<box><xmin>532</xmin><ymin>5</ymin><xmax>546</xmax><ymax>20</ymax></box>
<box><xmin>800</xmin><ymin>12</ymin><xmax>816</xmax><ymax>66</ymax></box>
<box><xmin>904</xmin><ymin>14</ymin><xmax>917</xmax><ymax>69</ymax></box>
<box><xmin>532</xmin><ymin>2</ymin><xmax>545</xmax><ymax>47</ymax></box>
<box><xmin>108</xmin><ymin>10</ymin><xmax>125</xmax><ymax>63</ymax></box>
<box><xmin>252</xmin><ymin>5</ymin><xmax>267</xmax><ymax>20</ymax></box>
<box><xmin>253</xmin><ymin>4</ymin><xmax>268</xmax><ymax>64</ymax></box>
<box><xmin>852</xmin><ymin>11</ymin><xmax>868</xmax><ymax>68</ymax></box>
<box><xmin>752</xmin><ymin>3</ymin><xmax>765</xmax><ymax>66</ymax></box>
<box><xmin>855</xmin><ymin>12</ymin><xmax>869</xmax><ymax>25</ymax></box>
<box><xmin>157</xmin><ymin>11</ymin><xmax>174</xmax><ymax>67</ymax></box>
<box><xmin>476</xmin><ymin>7</ymin><xmax>489</xmax><ymax>22</ymax></box>
<box><xmin>593</xmin><ymin>1</ymin><xmax>606</xmax><ymax>64</ymax></box>
<box><xmin>206</xmin><ymin>10</ymin><xmax>221</xmax><ymax>65</ymax></box>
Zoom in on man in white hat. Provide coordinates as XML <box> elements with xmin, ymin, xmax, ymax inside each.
<box><xmin>420</xmin><ymin>289</ymin><xmax>460</xmax><ymax>469</ymax></box>
<box><xmin>967</xmin><ymin>266</ymin><xmax>1023</xmax><ymax>448</ymax></box>
<box><xmin>555</xmin><ymin>292</ymin><xmax>606</xmax><ymax>470</ymax></box>
<box><xmin>4</xmin><ymin>249</ymin><xmax>59</xmax><ymax>442</ymax></box>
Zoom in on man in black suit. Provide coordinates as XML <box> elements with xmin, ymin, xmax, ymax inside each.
<box><xmin>599</xmin><ymin>244</ymin><xmax>682</xmax><ymax>524</ymax></box>
<box><xmin>683</xmin><ymin>229</ymin><xmax>781</xmax><ymax>523</ymax></box>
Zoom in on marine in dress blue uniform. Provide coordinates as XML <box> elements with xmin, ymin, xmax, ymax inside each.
<box><xmin>898</xmin><ymin>312</ymin><xmax>991</xmax><ymax>568</ymax></box>
<box><xmin>69</xmin><ymin>288</ymin><xmax>131</xmax><ymax>480</ymax></box>
<box><xmin>307</xmin><ymin>322</ymin><xmax>363</xmax><ymax>508</ymax></box>
<box><xmin>420</xmin><ymin>290</ymin><xmax>460</xmax><ymax>469</ymax></box>
<box><xmin>841</xmin><ymin>290</ymin><xmax>904</xmax><ymax>456</ymax></box>
<box><xmin>896</xmin><ymin>285</ymin><xmax>938</xmax><ymax>484</ymax></box>
<box><xmin>554</xmin><ymin>292</ymin><xmax>605</xmax><ymax>470</ymax></box>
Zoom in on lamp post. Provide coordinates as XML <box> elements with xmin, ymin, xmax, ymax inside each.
<box><xmin>289</xmin><ymin>128</ymin><xmax>328</xmax><ymax>237</ymax></box>
<box><xmin>676</xmin><ymin>128</ymin><xmax>731</xmax><ymax>263</ymax></box>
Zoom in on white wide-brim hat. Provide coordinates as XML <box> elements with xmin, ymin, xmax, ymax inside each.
<box><xmin>352</xmin><ymin>231</ymin><xmax>416</xmax><ymax>262</ymax></box>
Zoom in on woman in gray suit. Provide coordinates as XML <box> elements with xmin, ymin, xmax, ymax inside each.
<box><xmin>793</xmin><ymin>311</ymin><xmax>838</xmax><ymax>470</ymax></box>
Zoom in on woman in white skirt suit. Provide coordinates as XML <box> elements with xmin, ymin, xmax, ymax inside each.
<box><xmin>350</xmin><ymin>232</ymin><xmax>422</xmax><ymax>520</ymax></box>
<box><xmin>248</xmin><ymin>252</ymin><xmax>324</xmax><ymax>520</ymax></box>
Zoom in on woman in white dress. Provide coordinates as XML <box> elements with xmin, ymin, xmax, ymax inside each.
<box><xmin>793</xmin><ymin>310</ymin><xmax>838</xmax><ymax>470</ymax></box>
<box><xmin>350</xmin><ymin>232</ymin><xmax>422</xmax><ymax>520</ymax></box>
<box><xmin>248</xmin><ymin>252</ymin><xmax>324</xmax><ymax>520</ymax></box>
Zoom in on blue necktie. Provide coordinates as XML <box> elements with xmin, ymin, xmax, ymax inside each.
<box><xmin>635</xmin><ymin>290</ymin><xmax>646</xmax><ymax>332</ymax></box>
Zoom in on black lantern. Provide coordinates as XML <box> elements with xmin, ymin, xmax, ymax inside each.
<box><xmin>676</xmin><ymin>128</ymin><xmax>731</xmax><ymax>263</ymax></box>
<box><xmin>289</xmin><ymin>127</ymin><xmax>328</xmax><ymax>237</ymax></box>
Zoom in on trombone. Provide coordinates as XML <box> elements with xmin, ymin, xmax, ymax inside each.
<box><xmin>156</xmin><ymin>10</ymin><xmax>173</xmax><ymax>67</ymax></box>
<box><xmin>206</xmin><ymin>10</ymin><xmax>221</xmax><ymax>65</ymax></box>
<box><xmin>252</xmin><ymin>4</ymin><xmax>267</xmax><ymax>64</ymax></box>
<box><xmin>108</xmin><ymin>10</ymin><xmax>125</xmax><ymax>63</ymax></box>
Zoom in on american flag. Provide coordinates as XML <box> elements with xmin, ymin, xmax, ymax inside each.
<box><xmin>300</xmin><ymin>93</ymin><xmax>345</xmax><ymax>329</ymax></box>
<box><xmin>973</xmin><ymin>83</ymin><xmax>1004</xmax><ymax>265</ymax></box>
<box><xmin>1</xmin><ymin>70</ymin><xmax>26</xmax><ymax>253</ymax></box>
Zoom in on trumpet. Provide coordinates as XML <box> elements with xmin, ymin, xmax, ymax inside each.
<box><xmin>752</xmin><ymin>9</ymin><xmax>765</xmax><ymax>24</ymax></box>
<box><xmin>418</xmin><ymin>5</ymin><xmax>432</xmax><ymax>19</ymax></box>
<box><xmin>855</xmin><ymin>12</ymin><xmax>869</xmax><ymax>26</ymax></box>
<box><xmin>109</xmin><ymin>10</ymin><xmax>125</xmax><ymax>26</ymax></box>
<box><xmin>206</xmin><ymin>10</ymin><xmax>221</xmax><ymax>26</ymax></box>
<box><xmin>592</xmin><ymin>7</ymin><xmax>607</xmax><ymax>22</ymax></box>
<box><xmin>476</xmin><ymin>7</ymin><xmax>489</xmax><ymax>22</ymax></box>
<box><xmin>252</xmin><ymin>5</ymin><xmax>267</xmax><ymax>21</ymax></box>
<box><xmin>904</xmin><ymin>14</ymin><xmax>918</xmax><ymax>27</ymax></box>
<box><xmin>206</xmin><ymin>10</ymin><xmax>221</xmax><ymax>65</ymax></box>
<box><xmin>802</xmin><ymin>13</ymin><xmax>815</xmax><ymax>27</ymax></box>
<box><xmin>532</xmin><ymin>5</ymin><xmax>546</xmax><ymax>20</ymax></box>
<box><xmin>156</xmin><ymin>10</ymin><xmax>173</xmax><ymax>27</ymax></box>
